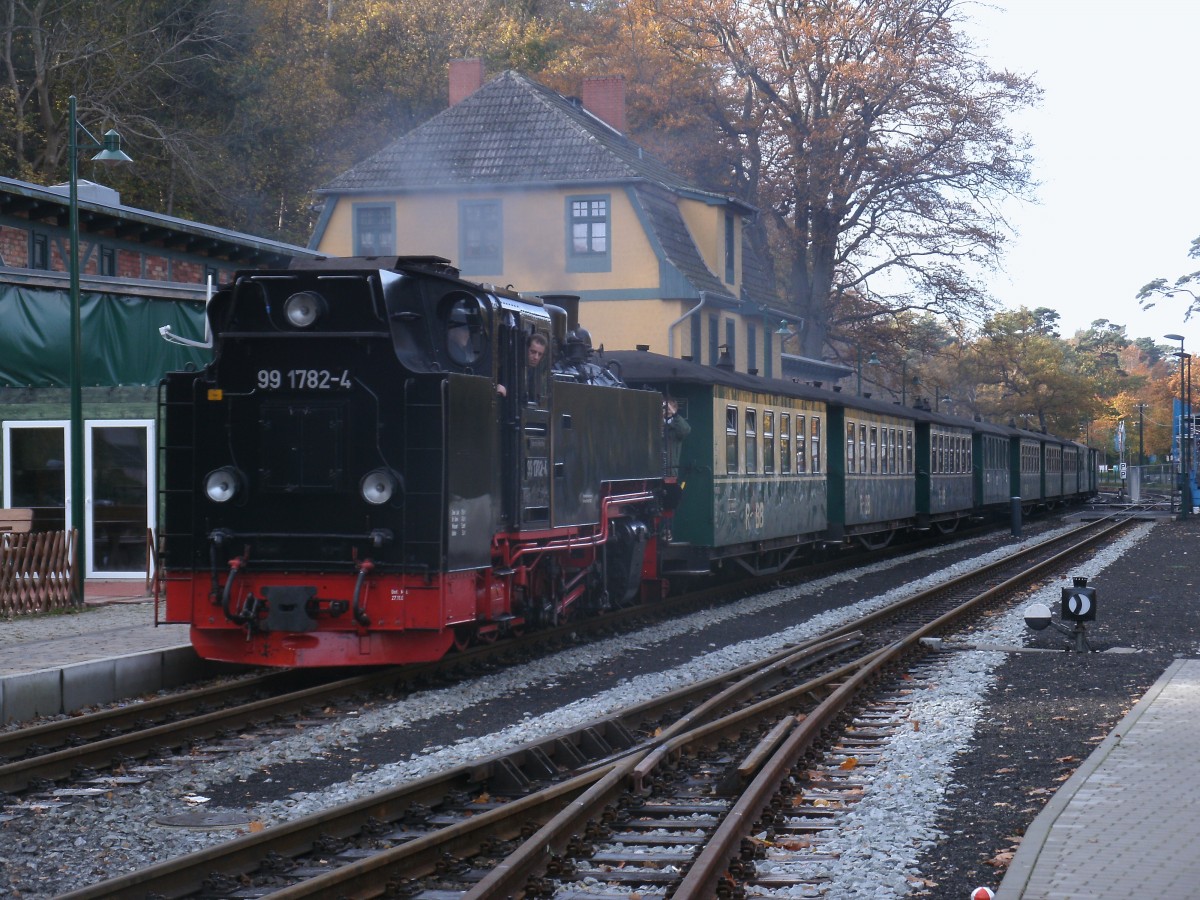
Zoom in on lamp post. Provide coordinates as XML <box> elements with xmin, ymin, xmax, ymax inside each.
<box><xmin>1133</xmin><ymin>402</ymin><xmax>1149</xmax><ymax>466</ymax></box>
<box><xmin>1165</xmin><ymin>333</ymin><xmax>1189</xmax><ymax>519</ymax></box>
<box><xmin>67</xmin><ymin>95</ymin><xmax>132</xmax><ymax>603</ymax></box>
<box><xmin>856</xmin><ymin>348</ymin><xmax>880</xmax><ymax>396</ymax></box>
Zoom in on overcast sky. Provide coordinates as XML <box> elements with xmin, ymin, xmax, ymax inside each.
<box><xmin>965</xmin><ymin>0</ymin><xmax>1200</xmax><ymax>350</ymax></box>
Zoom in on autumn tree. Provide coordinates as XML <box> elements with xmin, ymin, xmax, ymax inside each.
<box><xmin>965</xmin><ymin>308</ymin><xmax>1101</xmax><ymax>436</ymax></box>
<box><xmin>637</xmin><ymin>0</ymin><xmax>1039</xmax><ymax>357</ymax></box>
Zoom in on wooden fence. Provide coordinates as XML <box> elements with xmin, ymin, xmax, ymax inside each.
<box><xmin>1</xmin><ymin>529</ymin><xmax>76</xmax><ymax>617</ymax></box>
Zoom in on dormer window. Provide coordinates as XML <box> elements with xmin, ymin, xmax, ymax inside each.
<box><xmin>566</xmin><ymin>195</ymin><xmax>610</xmax><ymax>272</ymax></box>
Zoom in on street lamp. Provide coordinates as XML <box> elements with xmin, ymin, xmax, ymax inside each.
<box><xmin>1165</xmin><ymin>333</ymin><xmax>1190</xmax><ymax>519</ymax></box>
<box><xmin>68</xmin><ymin>95</ymin><xmax>132</xmax><ymax>603</ymax></box>
<box><xmin>857</xmin><ymin>348</ymin><xmax>880</xmax><ymax>396</ymax></box>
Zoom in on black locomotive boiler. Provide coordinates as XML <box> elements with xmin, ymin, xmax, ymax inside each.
<box><xmin>159</xmin><ymin>256</ymin><xmax>666</xmax><ymax>667</ymax></box>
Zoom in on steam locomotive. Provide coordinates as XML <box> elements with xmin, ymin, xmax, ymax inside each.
<box><xmin>159</xmin><ymin>256</ymin><xmax>665</xmax><ymax>667</ymax></box>
<box><xmin>158</xmin><ymin>256</ymin><xmax>1098</xmax><ymax>668</ymax></box>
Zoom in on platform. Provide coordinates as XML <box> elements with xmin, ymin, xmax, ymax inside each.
<box><xmin>0</xmin><ymin>580</ymin><xmax>209</xmax><ymax>724</ymax></box>
<box><xmin>997</xmin><ymin>658</ymin><xmax>1200</xmax><ymax>898</ymax></box>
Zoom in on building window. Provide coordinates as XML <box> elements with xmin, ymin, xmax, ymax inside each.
<box><xmin>566</xmin><ymin>195</ymin><xmax>610</xmax><ymax>272</ymax></box>
<box><xmin>100</xmin><ymin>247</ymin><xmax>116</xmax><ymax>276</ymax></box>
<box><xmin>709</xmin><ymin>314</ymin><xmax>719</xmax><ymax>365</ymax></box>
<box><xmin>353</xmin><ymin>204</ymin><xmax>394</xmax><ymax>256</ymax></box>
<box><xmin>724</xmin><ymin>212</ymin><xmax>735</xmax><ymax>283</ymax></box>
<box><xmin>31</xmin><ymin>233</ymin><xmax>49</xmax><ymax>270</ymax></box>
<box><xmin>747</xmin><ymin>322</ymin><xmax>757</xmax><ymax>373</ymax></box>
<box><xmin>460</xmin><ymin>200</ymin><xmax>502</xmax><ymax>274</ymax></box>
<box><xmin>726</xmin><ymin>319</ymin><xmax>736</xmax><ymax>367</ymax></box>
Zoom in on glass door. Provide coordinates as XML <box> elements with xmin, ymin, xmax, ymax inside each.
<box><xmin>3</xmin><ymin>421</ymin><xmax>69</xmax><ymax>532</ymax></box>
<box><xmin>85</xmin><ymin>420</ymin><xmax>155</xmax><ymax>578</ymax></box>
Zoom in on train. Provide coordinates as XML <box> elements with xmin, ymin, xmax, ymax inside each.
<box><xmin>157</xmin><ymin>256</ymin><xmax>1099</xmax><ymax>668</ymax></box>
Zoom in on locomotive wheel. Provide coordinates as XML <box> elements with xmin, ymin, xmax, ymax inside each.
<box><xmin>452</xmin><ymin>626</ymin><xmax>473</xmax><ymax>652</ymax></box>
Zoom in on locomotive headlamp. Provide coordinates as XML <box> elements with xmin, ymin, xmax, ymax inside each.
<box><xmin>284</xmin><ymin>291</ymin><xmax>327</xmax><ymax>328</ymax></box>
<box><xmin>204</xmin><ymin>466</ymin><xmax>242</xmax><ymax>503</ymax></box>
<box><xmin>361</xmin><ymin>468</ymin><xmax>399</xmax><ymax>505</ymax></box>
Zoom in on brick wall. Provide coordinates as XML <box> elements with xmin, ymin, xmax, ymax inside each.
<box><xmin>0</xmin><ymin>225</ymin><xmax>27</xmax><ymax>267</ymax></box>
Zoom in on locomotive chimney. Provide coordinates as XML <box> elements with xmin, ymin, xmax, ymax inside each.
<box><xmin>449</xmin><ymin>58</ymin><xmax>485</xmax><ymax>106</ymax></box>
<box><xmin>582</xmin><ymin>75</ymin><xmax>626</xmax><ymax>133</ymax></box>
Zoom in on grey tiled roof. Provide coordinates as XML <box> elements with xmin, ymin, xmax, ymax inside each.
<box><xmin>633</xmin><ymin>183</ymin><xmax>731</xmax><ymax>300</ymax></box>
<box><xmin>321</xmin><ymin>71</ymin><xmax>735</xmax><ymax>204</ymax></box>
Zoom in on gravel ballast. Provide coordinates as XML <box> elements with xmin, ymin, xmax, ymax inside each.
<box><xmin>0</xmin><ymin>515</ymin><xmax>1190</xmax><ymax>898</ymax></box>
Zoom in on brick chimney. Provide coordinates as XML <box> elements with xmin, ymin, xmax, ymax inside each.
<box><xmin>449</xmin><ymin>59</ymin><xmax>485</xmax><ymax>106</ymax></box>
<box><xmin>582</xmin><ymin>75</ymin><xmax>626</xmax><ymax>133</ymax></box>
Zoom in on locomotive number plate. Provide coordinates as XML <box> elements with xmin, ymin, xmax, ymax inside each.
<box><xmin>256</xmin><ymin>368</ymin><xmax>352</xmax><ymax>390</ymax></box>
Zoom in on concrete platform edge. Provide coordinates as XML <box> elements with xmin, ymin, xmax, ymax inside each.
<box><xmin>0</xmin><ymin>644</ymin><xmax>208</xmax><ymax>725</ymax></box>
<box><xmin>995</xmin><ymin>657</ymin><xmax>1187</xmax><ymax>899</ymax></box>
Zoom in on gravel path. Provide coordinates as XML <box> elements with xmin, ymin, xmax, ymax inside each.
<box><xmin>0</xmin><ymin>516</ymin><xmax>1184</xmax><ymax>898</ymax></box>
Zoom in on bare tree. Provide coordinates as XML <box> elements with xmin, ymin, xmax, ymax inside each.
<box><xmin>0</xmin><ymin>0</ymin><xmax>236</xmax><ymax>191</ymax></box>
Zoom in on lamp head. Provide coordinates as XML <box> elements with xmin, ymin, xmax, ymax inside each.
<box><xmin>92</xmin><ymin>129</ymin><xmax>132</xmax><ymax>163</ymax></box>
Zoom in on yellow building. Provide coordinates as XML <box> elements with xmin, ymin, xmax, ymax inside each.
<box><xmin>310</xmin><ymin>63</ymin><xmax>796</xmax><ymax>377</ymax></box>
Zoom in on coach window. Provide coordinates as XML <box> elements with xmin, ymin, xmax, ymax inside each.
<box><xmin>858</xmin><ymin>424</ymin><xmax>867</xmax><ymax>474</ymax></box>
<box><xmin>725</xmin><ymin>406</ymin><xmax>739</xmax><ymax>473</ymax></box>
<box><xmin>745</xmin><ymin>409</ymin><xmax>758</xmax><ymax>474</ymax></box>
<box><xmin>811</xmin><ymin>417</ymin><xmax>822</xmax><ymax>473</ymax></box>
<box><xmin>846</xmin><ymin>422</ymin><xmax>856</xmax><ymax>473</ymax></box>
<box><xmin>780</xmin><ymin>414</ymin><xmax>791</xmax><ymax>474</ymax></box>
<box><xmin>906</xmin><ymin>429</ymin><xmax>913</xmax><ymax>474</ymax></box>
<box><xmin>869</xmin><ymin>426</ymin><xmax>878</xmax><ymax>474</ymax></box>
<box><xmin>763</xmin><ymin>411</ymin><xmax>775</xmax><ymax>474</ymax></box>
<box><xmin>796</xmin><ymin>414</ymin><xmax>808</xmax><ymax>473</ymax></box>
<box><xmin>887</xmin><ymin>428</ymin><xmax>896</xmax><ymax>475</ymax></box>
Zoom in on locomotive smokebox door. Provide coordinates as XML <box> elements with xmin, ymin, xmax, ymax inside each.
<box><xmin>1060</xmin><ymin>576</ymin><xmax>1096</xmax><ymax>622</ymax></box>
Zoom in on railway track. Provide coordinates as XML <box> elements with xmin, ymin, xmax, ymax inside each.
<box><xmin>48</xmin><ymin>514</ymin><xmax>1132</xmax><ymax>899</ymax></box>
<box><xmin>0</xmin><ymin>515</ymin><xmax>1047</xmax><ymax>796</ymax></box>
